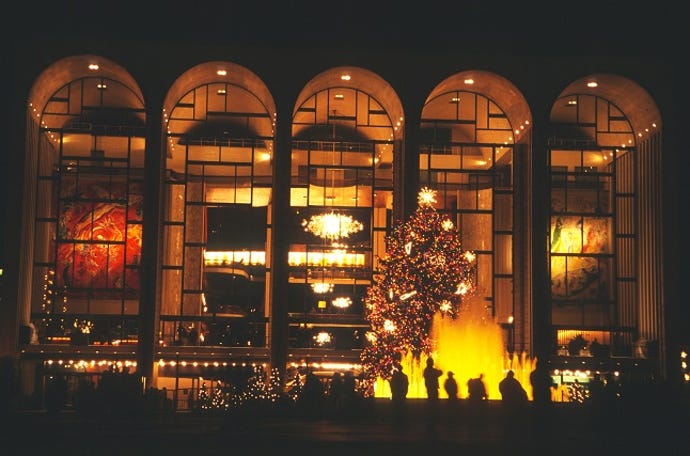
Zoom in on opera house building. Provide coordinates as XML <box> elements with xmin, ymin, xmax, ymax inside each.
<box><xmin>3</xmin><ymin>29</ymin><xmax>688</xmax><ymax>408</ymax></box>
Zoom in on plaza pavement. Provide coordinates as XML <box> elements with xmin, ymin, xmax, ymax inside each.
<box><xmin>4</xmin><ymin>398</ymin><xmax>688</xmax><ymax>455</ymax></box>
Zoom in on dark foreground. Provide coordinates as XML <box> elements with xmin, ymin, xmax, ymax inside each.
<box><xmin>5</xmin><ymin>399</ymin><xmax>689</xmax><ymax>455</ymax></box>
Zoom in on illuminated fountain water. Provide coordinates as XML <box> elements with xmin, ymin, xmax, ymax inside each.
<box><xmin>374</xmin><ymin>298</ymin><xmax>536</xmax><ymax>400</ymax></box>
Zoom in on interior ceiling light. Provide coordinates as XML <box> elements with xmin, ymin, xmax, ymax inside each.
<box><xmin>586</xmin><ymin>81</ymin><xmax>598</xmax><ymax>88</ymax></box>
<box><xmin>302</xmin><ymin>212</ymin><xmax>363</xmax><ymax>241</ymax></box>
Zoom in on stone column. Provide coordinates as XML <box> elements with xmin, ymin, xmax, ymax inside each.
<box><xmin>138</xmin><ymin>92</ymin><xmax>164</xmax><ymax>388</ymax></box>
<box><xmin>269</xmin><ymin>101</ymin><xmax>292</xmax><ymax>383</ymax></box>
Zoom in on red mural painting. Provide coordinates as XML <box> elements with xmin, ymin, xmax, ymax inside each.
<box><xmin>56</xmin><ymin>180</ymin><xmax>142</xmax><ymax>296</ymax></box>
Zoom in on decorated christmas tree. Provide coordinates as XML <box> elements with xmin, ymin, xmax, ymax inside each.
<box><xmin>210</xmin><ymin>380</ymin><xmax>227</xmax><ymax>409</ymax></box>
<box><xmin>237</xmin><ymin>365</ymin><xmax>268</xmax><ymax>405</ymax></box>
<box><xmin>266</xmin><ymin>367</ymin><xmax>284</xmax><ymax>403</ymax></box>
<box><xmin>41</xmin><ymin>268</ymin><xmax>68</xmax><ymax>339</ymax></box>
<box><xmin>361</xmin><ymin>187</ymin><xmax>476</xmax><ymax>381</ymax></box>
<box><xmin>198</xmin><ymin>382</ymin><xmax>211</xmax><ymax>410</ymax></box>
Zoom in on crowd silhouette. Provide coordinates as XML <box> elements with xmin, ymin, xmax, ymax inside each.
<box><xmin>3</xmin><ymin>350</ymin><xmax>686</xmax><ymax>451</ymax></box>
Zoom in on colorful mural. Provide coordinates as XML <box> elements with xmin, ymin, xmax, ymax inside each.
<box><xmin>56</xmin><ymin>180</ymin><xmax>142</xmax><ymax>296</ymax></box>
<box><xmin>550</xmin><ymin>213</ymin><xmax>610</xmax><ymax>299</ymax></box>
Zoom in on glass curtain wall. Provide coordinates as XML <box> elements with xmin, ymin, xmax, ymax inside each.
<box><xmin>548</xmin><ymin>94</ymin><xmax>636</xmax><ymax>357</ymax></box>
<box><xmin>288</xmin><ymin>88</ymin><xmax>394</xmax><ymax>352</ymax></box>
<box><xmin>419</xmin><ymin>91</ymin><xmax>515</xmax><ymax>329</ymax></box>
<box><xmin>31</xmin><ymin>77</ymin><xmax>146</xmax><ymax>346</ymax></box>
<box><xmin>162</xmin><ymin>82</ymin><xmax>274</xmax><ymax>348</ymax></box>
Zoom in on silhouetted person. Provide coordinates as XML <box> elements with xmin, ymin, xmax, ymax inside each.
<box><xmin>341</xmin><ymin>370</ymin><xmax>357</xmax><ymax>418</ymax></box>
<box><xmin>467</xmin><ymin>373</ymin><xmax>488</xmax><ymax>403</ymax></box>
<box><xmin>328</xmin><ymin>371</ymin><xmax>344</xmax><ymax>417</ymax></box>
<box><xmin>423</xmin><ymin>357</ymin><xmax>443</xmax><ymax>400</ymax></box>
<box><xmin>390</xmin><ymin>363</ymin><xmax>409</xmax><ymax>402</ymax></box>
<box><xmin>467</xmin><ymin>373</ymin><xmax>488</xmax><ymax>422</ymax></box>
<box><xmin>530</xmin><ymin>359</ymin><xmax>555</xmax><ymax>415</ymax></box>
<box><xmin>588</xmin><ymin>372</ymin><xmax>606</xmax><ymax>428</ymax></box>
<box><xmin>45</xmin><ymin>375</ymin><xmax>68</xmax><ymax>415</ymax></box>
<box><xmin>188</xmin><ymin>325</ymin><xmax>199</xmax><ymax>345</ymax></box>
<box><xmin>299</xmin><ymin>371</ymin><xmax>324</xmax><ymax>420</ymax></box>
<box><xmin>176</xmin><ymin>324</ymin><xmax>188</xmax><ymax>345</ymax></box>
<box><xmin>444</xmin><ymin>371</ymin><xmax>458</xmax><ymax>400</ymax></box>
<box><xmin>499</xmin><ymin>370</ymin><xmax>528</xmax><ymax>438</ymax></box>
<box><xmin>601</xmin><ymin>373</ymin><xmax>620</xmax><ymax>418</ymax></box>
<box><xmin>529</xmin><ymin>360</ymin><xmax>556</xmax><ymax>445</ymax></box>
<box><xmin>499</xmin><ymin>370</ymin><xmax>528</xmax><ymax>410</ymax></box>
<box><xmin>588</xmin><ymin>373</ymin><xmax>604</xmax><ymax>406</ymax></box>
<box><xmin>423</xmin><ymin>357</ymin><xmax>443</xmax><ymax>435</ymax></box>
<box><xmin>389</xmin><ymin>363</ymin><xmax>409</xmax><ymax>428</ymax></box>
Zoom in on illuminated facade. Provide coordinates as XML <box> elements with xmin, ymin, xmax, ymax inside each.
<box><xmin>2</xmin><ymin>34</ymin><xmax>686</xmax><ymax>407</ymax></box>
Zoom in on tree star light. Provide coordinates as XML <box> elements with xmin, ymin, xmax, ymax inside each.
<box><xmin>418</xmin><ymin>187</ymin><xmax>437</xmax><ymax>206</ymax></box>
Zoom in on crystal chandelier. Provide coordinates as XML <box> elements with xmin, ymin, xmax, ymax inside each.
<box><xmin>314</xmin><ymin>331</ymin><xmax>332</xmax><ymax>346</ymax></box>
<box><xmin>302</xmin><ymin>212</ymin><xmax>363</xmax><ymax>241</ymax></box>
<box><xmin>331</xmin><ymin>296</ymin><xmax>352</xmax><ymax>309</ymax></box>
<box><xmin>311</xmin><ymin>282</ymin><xmax>334</xmax><ymax>294</ymax></box>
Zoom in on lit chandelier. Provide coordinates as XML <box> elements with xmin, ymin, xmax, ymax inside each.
<box><xmin>331</xmin><ymin>296</ymin><xmax>352</xmax><ymax>309</ymax></box>
<box><xmin>311</xmin><ymin>282</ymin><xmax>334</xmax><ymax>294</ymax></box>
<box><xmin>314</xmin><ymin>331</ymin><xmax>332</xmax><ymax>346</ymax></box>
<box><xmin>302</xmin><ymin>212</ymin><xmax>364</xmax><ymax>241</ymax></box>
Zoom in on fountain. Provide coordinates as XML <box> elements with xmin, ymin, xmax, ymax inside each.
<box><xmin>374</xmin><ymin>298</ymin><xmax>536</xmax><ymax>400</ymax></box>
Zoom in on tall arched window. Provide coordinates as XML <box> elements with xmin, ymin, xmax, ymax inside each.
<box><xmin>549</xmin><ymin>93</ymin><xmax>637</xmax><ymax>356</ymax></box>
<box><xmin>30</xmin><ymin>73</ymin><xmax>146</xmax><ymax>345</ymax></box>
<box><xmin>419</xmin><ymin>89</ymin><xmax>516</xmax><ymax>336</ymax></box>
<box><xmin>162</xmin><ymin>74</ymin><xmax>274</xmax><ymax>348</ymax></box>
<box><xmin>288</xmin><ymin>83</ymin><xmax>396</xmax><ymax>351</ymax></box>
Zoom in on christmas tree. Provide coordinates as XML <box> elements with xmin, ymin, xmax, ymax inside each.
<box><xmin>361</xmin><ymin>187</ymin><xmax>476</xmax><ymax>381</ymax></box>
<box><xmin>238</xmin><ymin>365</ymin><xmax>269</xmax><ymax>406</ymax></box>
<box><xmin>41</xmin><ymin>268</ymin><xmax>68</xmax><ymax>339</ymax></box>
<box><xmin>198</xmin><ymin>382</ymin><xmax>211</xmax><ymax>410</ymax></box>
<box><xmin>266</xmin><ymin>367</ymin><xmax>284</xmax><ymax>403</ymax></box>
<box><xmin>210</xmin><ymin>380</ymin><xmax>227</xmax><ymax>409</ymax></box>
